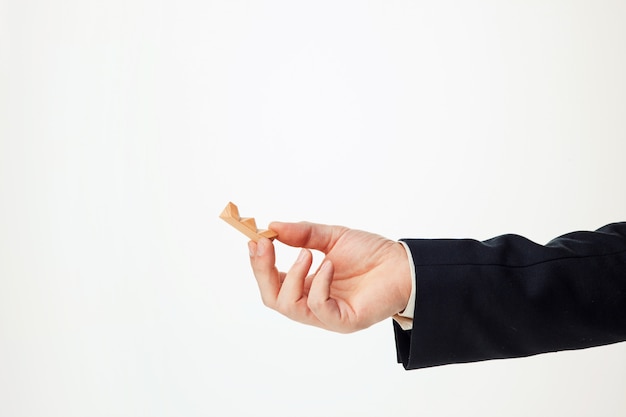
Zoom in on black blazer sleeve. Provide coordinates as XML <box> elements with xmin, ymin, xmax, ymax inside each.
<box><xmin>394</xmin><ymin>222</ymin><xmax>626</xmax><ymax>369</ymax></box>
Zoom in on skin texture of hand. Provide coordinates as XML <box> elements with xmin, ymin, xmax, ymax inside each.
<box><xmin>248</xmin><ymin>221</ymin><xmax>412</xmax><ymax>333</ymax></box>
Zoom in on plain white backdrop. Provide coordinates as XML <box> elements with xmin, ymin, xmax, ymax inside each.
<box><xmin>1</xmin><ymin>1</ymin><xmax>625</xmax><ymax>416</ymax></box>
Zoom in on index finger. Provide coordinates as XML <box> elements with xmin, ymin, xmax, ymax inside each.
<box><xmin>249</xmin><ymin>238</ymin><xmax>281</xmax><ymax>308</ymax></box>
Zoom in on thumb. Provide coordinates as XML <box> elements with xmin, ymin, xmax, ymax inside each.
<box><xmin>269</xmin><ymin>221</ymin><xmax>346</xmax><ymax>253</ymax></box>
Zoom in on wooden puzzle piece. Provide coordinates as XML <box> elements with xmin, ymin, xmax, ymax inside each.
<box><xmin>219</xmin><ymin>202</ymin><xmax>278</xmax><ymax>242</ymax></box>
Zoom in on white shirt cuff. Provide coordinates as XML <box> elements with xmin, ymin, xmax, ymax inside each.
<box><xmin>392</xmin><ymin>241</ymin><xmax>416</xmax><ymax>331</ymax></box>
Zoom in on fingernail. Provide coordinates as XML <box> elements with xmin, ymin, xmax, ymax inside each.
<box><xmin>248</xmin><ymin>241</ymin><xmax>256</xmax><ymax>257</ymax></box>
<box><xmin>320</xmin><ymin>260</ymin><xmax>331</xmax><ymax>272</ymax></box>
<box><xmin>296</xmin><ymin>248</ymin><xmax>307</xmax><ymax>263</ymax></box>
<box><xmin>256</xmin><ymin>239</ymin><xmax>265</xmax><ymax>256</ymax></box>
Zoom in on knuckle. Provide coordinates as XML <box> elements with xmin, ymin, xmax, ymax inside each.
<box><xmin>307</xmin><ymin>296</ymin><xmax>324</xmax><ymax>311</ymax></box>
<box><xmin>276</xmin><ymin>298</ymin><xmax>299</xmax><ymax>317</ymax></box>
<box><xmin>274</xmin><ymin>298</ymin><xmax>288</xmax><ymax>313</ymax></box>
<box><xmin>276</xmin><ymin>300</ymin><xmax>293</xmax><ymax>317</ymax></box>
<box><xmin>260</xmin><ymin>295</ymin><xmax>275</xmax><ymax>309</ymax></box>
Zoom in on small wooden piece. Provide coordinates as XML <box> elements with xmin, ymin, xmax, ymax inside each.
<box><xmin>219</xmin><ymin>202</ymin><xmax>278</xmax><ymax>242</ymax></box>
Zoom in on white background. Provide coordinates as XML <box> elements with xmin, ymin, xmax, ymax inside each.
<box><xmin>1</xmin><ymin>1</ymin><xmax>625</xmax><ymax>416</ymax></box>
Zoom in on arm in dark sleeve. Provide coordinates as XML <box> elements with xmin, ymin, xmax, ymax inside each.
<box><xmin>394</xmin><ymin>222</ymin><xmax>626</xmax><ymax>369</ymax></box>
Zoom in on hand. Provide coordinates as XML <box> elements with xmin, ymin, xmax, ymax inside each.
<box><xmin>248</xmin><ymin>221</ymin><xmax>412</xmax><ymax>333</ymax></box>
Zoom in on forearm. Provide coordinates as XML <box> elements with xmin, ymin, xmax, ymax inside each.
<box><xmin>395</xmin><ymin>222</ymin><xmax>626</xmax><ymax>369</ymax></box>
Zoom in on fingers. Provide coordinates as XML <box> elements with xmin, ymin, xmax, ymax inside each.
<box><xmin>249</xmin><ymin>238</ymin><xmax>317</xmax><ymax>323</ymax></box>
<box><xmin>248</xmin><ymin>238</ymin><xmax>280</xmax><ymax>308</ymax></box>
<box><xmin>307</xmin><ymin>260</ymin><xmax>344</xmax><ymax>330</ymax></box>
<box><xmin>275</xmin><ymin>248</ymin><xmax>312</xmax><ymax>312</ymax></box>
<box><xmin>249</xmin><ymin>237</ymin><xmax>355</xmax><ymax>331</ymax></box>
<box><xmin>269</xmin><ymin>221</ymin><xmax>346</xmax><ymax>253</ymax></box>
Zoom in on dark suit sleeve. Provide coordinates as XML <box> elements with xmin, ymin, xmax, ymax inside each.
<box><xmin>394</xmin><ymin>222</ymin><xmax>626</xmax><ymax>369</ymax></box>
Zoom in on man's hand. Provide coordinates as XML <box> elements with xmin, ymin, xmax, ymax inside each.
<box><xmin>248</xmin><ymin>221</ymin><xmax>412</xmax><ymax>333</ymax></box>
